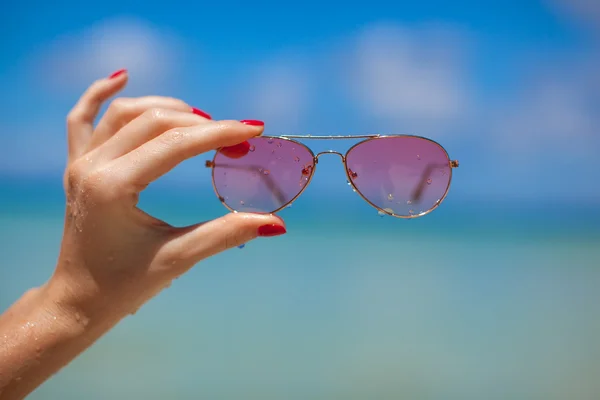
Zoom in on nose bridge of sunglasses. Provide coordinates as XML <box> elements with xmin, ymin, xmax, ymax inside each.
<box><xmin>314</xmin><ymin>150</ymin><xmax>345</xmax><ymax>164</ymax></box>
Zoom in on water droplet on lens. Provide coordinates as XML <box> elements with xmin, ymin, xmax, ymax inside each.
<box><xmin>238</xmin><ymin>244</ymin><xmax>245</xmax><ymax>249</ymax></box>
<box><xmin>387</xmin><ymin>193</ymin><xmax>394</xmax><ymax>201</ymax></box>
<box><xmin>263</xmin><ymin>169</ymin><xmax>270</xmax><ymax>175</ymax></box>
<box><xmin>427</xmin><ymin>178</ymin><xmax>432</xmax><ymax>185</ymax></box>
<box><xmin>294</xmin><ymin>156</ymin><xmax>300</xmax><ymax>162</ymax></box>
<box><xmin>249</xmin><ymin>145</ymin><xmax>255</xmax><ymax>152</ymax></box>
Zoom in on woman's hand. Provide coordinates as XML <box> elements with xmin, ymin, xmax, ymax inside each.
<box><xmin>0</xmin><ymin>70</ymin><xmax>286</xmax><ymax>399</ymax></box>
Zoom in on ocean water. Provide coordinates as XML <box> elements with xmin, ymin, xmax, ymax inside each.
<box><xmin>1</xmin><ymin>179</ymin><xmax>599</xmax><ymax>399</ymax></box>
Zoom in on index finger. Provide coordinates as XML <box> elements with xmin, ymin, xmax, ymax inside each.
<box><xmin>112</xmin><ymin>119</ymin><xmax>265</xmax><ymax>187</ymax></box>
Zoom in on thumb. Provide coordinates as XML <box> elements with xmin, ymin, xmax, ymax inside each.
<box><xmin>159</xmin><ymin>212</ymin><xmax>286</xmax><ymax>272</ymax></box>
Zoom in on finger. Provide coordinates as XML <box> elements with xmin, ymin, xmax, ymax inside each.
<box><xmin>159</xmin><ymin>212</ymin><xmax>286</xmax><ymax>274</ymax></box>
<box><xmin>97</xmin><ymin>108</ymin><xmax>211</xmax><ymax>160</ymax></box>
<box><xmin>89</xmin><ymin>96</ymin><xmax>211</xmax><ymax>150</ymax></box>
<box><xmin>66</xmin><ymin>69</ymin><xmax>128</xmax><ymax>160</ymax></box>
<box><xmin>116</xmin><ymin>119</ymin><xmax>264</xmax><ymax>186</ymax></box>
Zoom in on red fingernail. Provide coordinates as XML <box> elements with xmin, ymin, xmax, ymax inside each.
<box><xmin>258</xmin><ymin>224</ymin><xmax>286</xmax><ymax>237</ymax></box>
<box><xmin>220</xmin><ymin>141</ymin><xmax>251</xmax><ymax>159</ymax></box>
<box><xmin>241</xmin><ymin>119</ymin><xmax>264</xmax><ymax>126</ymax></box>
<box><xmin>191</xmin><ymin>107</ymin><xmax>212</xmax><ymax>119</ymax></box>
<box><xmin>108</xmin><ymin>69</ymin><xmax>127</xmax><ymax>79</ymax></box>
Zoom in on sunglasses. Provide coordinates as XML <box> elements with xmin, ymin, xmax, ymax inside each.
<box><xmin>205</xmin><ymin>134</ymin><xmax>459</xmax><ymax>218</ymax></box>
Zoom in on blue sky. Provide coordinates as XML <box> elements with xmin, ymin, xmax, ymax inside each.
<box><xmin>1</xmin><ymin>0</ymin><xmax>599</xmax><ymax>203</ymax></box>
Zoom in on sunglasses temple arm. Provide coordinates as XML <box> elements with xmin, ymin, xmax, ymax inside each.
<box><xmin>410</xmin><ymin>162</ymin><xmax>451</xmax><ymax>203</ymax></box>
<box><xmin>208</xmin><ymin>162</ymin><xmax>287</xmax><ymax>204</ymax></box>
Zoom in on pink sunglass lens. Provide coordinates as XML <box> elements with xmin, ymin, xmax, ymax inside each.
<box><xmin>345</xmin><ymin>137</ymin><xmax>452</xmax><ymax>216</ymax></box>
<box><xmin>212</xmin><ymin>137</ymin><xmax>315</xmax><ymax>213</ymax></box>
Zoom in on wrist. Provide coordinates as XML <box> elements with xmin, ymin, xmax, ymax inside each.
<box><xmin>43</xmin><ymin>272</ymin><xmax>127</xmax><ymax>337</ymax></box>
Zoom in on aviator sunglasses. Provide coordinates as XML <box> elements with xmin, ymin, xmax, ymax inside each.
<box><xmin>205</xmin><ymin>134</ymin><xmax>459</xmax><ymax>218</ymax></box>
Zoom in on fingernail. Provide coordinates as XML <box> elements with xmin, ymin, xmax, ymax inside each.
<box><xmin>241</xmin><ymin>119</ymin><xmax>264</xmax><ymax>126</ymax></box>
<box><xmin>191</xmin><ymin>107</ymin><xmax>212</xmax><ymax>119</ymax></box>
<box><xmin>108</xmin><ymin>69</ymin><xmax>127</xmax><ymax>79</ymax></box>
<box><xmin>220</xmin><ymin>141</ymin><xmax>251</xmax><ymax>159</ymax></box>
<box><xmin>258</xmin><ymin>224</ymin><xmax>286</xmax><ymax>237</ymax></box>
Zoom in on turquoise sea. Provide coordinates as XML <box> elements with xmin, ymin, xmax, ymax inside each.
<box><xmin>1</xmin><ymin>176</ymin><xmax>599</xmax><ymax>399</ymax></box>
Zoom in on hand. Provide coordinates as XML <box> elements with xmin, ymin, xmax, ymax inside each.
<box><xmin>0</xmin><ymin>69</ymin><xmax>286</xmax><ymax>399</ymax></box>
<box><xmin>57</xmin><ymin>69</ymin><xmax>287</xmax><ymax>318</ymax></box>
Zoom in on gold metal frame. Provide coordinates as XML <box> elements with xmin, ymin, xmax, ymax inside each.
<box><xmin>205</xmin><ymin>134</ymin><xmax>459</xmax><ymax>219</ymax></box>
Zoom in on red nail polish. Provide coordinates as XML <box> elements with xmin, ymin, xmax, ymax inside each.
<box><xmin>258</xmin><ymin>224</ymin><xmax>286</xmax><ymax>237</ymax></box>
<box><xmin>219</xmin><ymin>141</ymin><xmax>251</xmax><ymax>159</ymax></box>
<box><xmin>109</xmin><ymin>69</ymin><xmax>127</xmax><ymax>79</ymax></box>
<box><xmin>241</xmin><ymin>119</ymin><xmax>264</xmax><ymax>126</ymax></box>
<box><xmin>191</xmin><ymin>107</ymin><xmax>212</xmax><ymax>119</ymax></box>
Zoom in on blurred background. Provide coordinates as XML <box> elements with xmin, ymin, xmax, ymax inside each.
<box><xmin>1</xmin><ymin>0</ymin><xmax>599</xmax><ymax>398</ymax></box>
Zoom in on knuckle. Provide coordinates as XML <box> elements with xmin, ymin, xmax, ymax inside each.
<box><xmin>160</xmin><ymin>127</ymin><xmax>190</xmax><ymax>148</ymax></box>
<box><xmin>107</xmin><ymin>97</ymin><xmax>132</xmax><ymax>115</ymax></box>
<box><xmin>143</xmin><ymin>107</ymin><xmax>171</xmax><ymax>124</ymax></box>
<box><xmin>66</xmin><ymin>110</ymin><xmax>83</xmax><ymax>127</ymax></box>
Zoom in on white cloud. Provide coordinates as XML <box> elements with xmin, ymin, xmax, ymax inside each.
<box><xmin>549</xmin><ymin>0</ymin><xmax>600</xmax><ymax>32</ymax></box>
<box><xmin>232</xmin><ymin>58</ymin><xmax>312</xmax><ymax>133</ymax></box>
<box><xmin>491</xmin><ymin>57</ymin><xmax>600</xmax><ymax>157</ymax></box>
<box><xmin>1</xmin><ymin>17</ymin><xmax>188</xmax><ymax>176</ymax></box>
<box><xmin>345</xmin><ymin>24</ymin><xmax>470</xmax><ymax>125</ymax></box>
<box><xmin>28</xmin><ymin>17</ymin><xmax>185</xmax><ymax>94</ymax></box>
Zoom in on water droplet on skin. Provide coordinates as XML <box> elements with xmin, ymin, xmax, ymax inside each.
<box><xmin>258</xmin><ymin>168</ymin><xmax>263</xmax><ymax>173</ymax></box>
<box><xmin>294</xmin><ymin>156</ymin><xmax>300</xmax><ymax>162</ymax></box>
<box><xmin>240</xmin><ymin>200</ymin><xmax>245</xmax><ymax>206</ymax></box>
<box><xmin>407</xmin><ymin>200</ymin><xmax>412</xmax><ymax>205</ymax></box>
<box><xmin>267</xmin><ymin>139</ymin><xmax>274</xmax><ymax>144</ymax></box>
<box><xmin>238</xmin><ymin>244</ymin><xmax>245</xmax><ymax>249</ymax></box>
<box><xmin>249</xmin><ymin>145</ymin><xmax>255</xmax><ymax>152</ymax></box>
<box><xmin>427</xmin><ymin>178</ymin><xmax>432</xmax><ymax>185</ymax></box>
<box><xmin>277</xmin><ymin>142</ymin><xmax>283</xmax><ymax>148</ymax></box>
<box><xmin>417</xmin><ymin>154</ymin><xmax>421</xmax><ymax>160</ymax></box>
<box><xmin>286</xmin><ymin>203</ymin><xmax>293</xmax><ymax>208</ymax></box>
<box><xmin>387</xmin><ymin>193</ymin><xmax>394</xmax><ymax>201</ymax></box>
<box><xmin>263</xmin><ymin>169</ymin><xmax>270</xmax><ymax>175</ymax></box>
<box><xmin>409</xmin><ymin>209</ymin><xmax>415</xmax><ymax>215</ymax></box>
<box><xmin>378</xmin><ymin>210</ymin><xmax>386</xmax><ymax>217</ymax></box>
<box><xmin>74</xmin><ymin>312</ymin><xmax>81</xmax><ymax>322</ymax></box>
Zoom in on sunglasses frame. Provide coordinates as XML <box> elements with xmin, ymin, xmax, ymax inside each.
<box><xmin>206</xmin><ymin>134</ymin><xmax>459</xmax><ymax>218</ymax></box>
